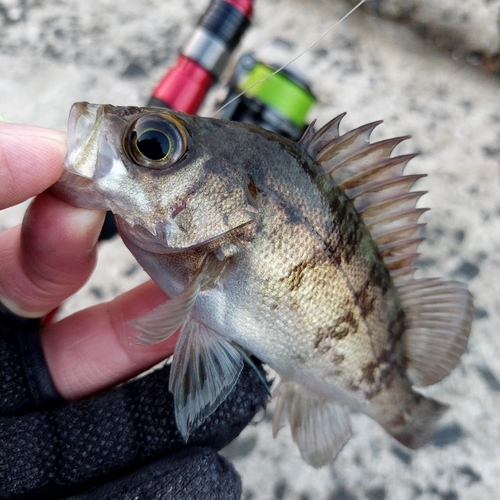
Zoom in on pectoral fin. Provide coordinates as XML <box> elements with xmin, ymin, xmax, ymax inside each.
<box><xmin>130</xmin><ymin>253</ymin><xmax>228</xmax><ymax>344</ymax></box>
<box><xmin>129</xmin><ymin>278</ymin><xmax>201</xmax><ymax>344</ymax></box>
<box><xmin>169</xmin><ymin>319</ymin><xmax>244</xmax><ymax>441</ymax></box>
<box><xmin>272</xmin><ymin>381</ymin><xmax>351</xmax><ymax>468</ymax></box>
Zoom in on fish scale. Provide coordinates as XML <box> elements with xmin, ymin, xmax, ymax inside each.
<box><xmin>52</xmin><ymin>102</ymin><xmax>473</xmax><ymax>468</ymax></box>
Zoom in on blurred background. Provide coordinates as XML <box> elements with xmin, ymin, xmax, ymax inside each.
<box><xmin>1</xmin><ymin>1</ymin><xmax>499</xmax><ymax>498</ymax></box>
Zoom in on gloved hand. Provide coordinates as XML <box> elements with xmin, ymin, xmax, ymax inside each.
<box><xmin>0</xmin><ymin>304</ymin><xmax>269</xmax><ymax>500</ymax></box>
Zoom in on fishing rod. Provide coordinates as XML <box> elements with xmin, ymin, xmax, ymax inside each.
<box><xmin>148</xmin><ymin>0</ymin><xmax>253</xmax><ymax>113</ymax></box>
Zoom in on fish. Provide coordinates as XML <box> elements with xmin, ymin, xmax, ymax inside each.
<box><xmin>52</xmin><ymin>102</ymin><xmax>473</xmax><ymax>467</ymax></box>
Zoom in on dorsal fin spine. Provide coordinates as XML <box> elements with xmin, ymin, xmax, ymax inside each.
<box><xmin>360</xmin><ymin>191</ymin><xmax>426</xmax><ymax>219</ymax></box>
<box><xmin>331</xmin><ymin>138</ymin><xmax>413</xmax><ymax>176</ymax></box>
<box><xmin>302</xmin><ymin>113</ymin><xmax>427</xmax><ymax>278</ymax></box>
<box><xmin>339</xmin><ymin>155</ymin><xmax>418</xmax><ymax>191</ymax></box>
<box><xmin>317</xmin><ymin>120</ymin><xmax>383</xmax><ymax>165</ymax></box>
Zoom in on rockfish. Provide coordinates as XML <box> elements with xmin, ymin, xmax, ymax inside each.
<box><xmin>53</xmin><ymin>102</ymin><xmax>473</xmax><ymax>467</ymax></box>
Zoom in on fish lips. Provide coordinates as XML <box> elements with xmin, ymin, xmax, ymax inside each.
<box><xmin>64</xmin><ymin>102</ymin><xmax>102</xmax><ymax>179</ymax></box>
<box><xmin>64</xmin><ymin>102</ymin><xmax>124</xmax><ymax>180</ymax></box>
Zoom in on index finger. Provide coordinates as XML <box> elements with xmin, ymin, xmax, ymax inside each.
<box><xmin>0</xmin><ymin>123</ymin><xmax>67</xmax><ymax>209</ymax></box>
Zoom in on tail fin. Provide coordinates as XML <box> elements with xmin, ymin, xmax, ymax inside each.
<box><xmin>389</xmin><ymin>393</ymin><xmax>448</xmax><ymax>449</ymax></box>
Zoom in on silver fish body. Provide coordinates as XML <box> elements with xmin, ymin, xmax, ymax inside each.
<box><xmin>53</xmin><ymin>102</ymin><xmax>473</xmax><ymax>467</ymax></box>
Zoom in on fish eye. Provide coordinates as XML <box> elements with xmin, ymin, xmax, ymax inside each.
<box><xmin>124</xmin><ymin>113</ymin><xmax>188</xmax><ymax>169</ymax></box>
<box><xmin>136</xmin><ymin>129</ymin><xmax>172</xmax><ymax>161</ymax></box>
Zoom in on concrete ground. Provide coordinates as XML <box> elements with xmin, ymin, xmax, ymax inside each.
<box><xmin>1</xmin><ymin>1</ymin><xmax>499</xmax><ymax>499</ymax></box>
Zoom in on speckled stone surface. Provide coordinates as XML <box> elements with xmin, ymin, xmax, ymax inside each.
<box><xmin>1</xmin><ymin>1</ymin><xmax>499</xmax><ymax>499</ymax></box>
<box><xmin>352</xmin><ymin>0</ymin><xmax>500</xmax><ymax>59</ymax></box>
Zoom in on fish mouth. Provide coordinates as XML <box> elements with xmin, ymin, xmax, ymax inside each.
<box><xmin>116</xmin><ymin>215</ymin><xmax>185</xmax><ymax>253</ymax></box>
<box><xmin>64</xmin><ymin>102</ymin><xmax>109</xmax><ymax>179</ymax></box>
<box><xmin>116</xmin><ymin>214</ymin><xmax>246</xmax><ymax>255</ymax></box>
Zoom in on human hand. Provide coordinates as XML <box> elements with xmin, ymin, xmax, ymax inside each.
<box><xmin>0</xmin><ymin>122</ymin><xmax>180</xmax><ymax>400</ymax></box>
<box><xmin>0</xmin><ymin>123</ymin><xmax>269</xmax><ymax>499</ymax></box>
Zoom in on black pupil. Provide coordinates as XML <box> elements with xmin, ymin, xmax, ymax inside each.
<box><xmin>136</xmin><ymin>130</ymin><xmax>170</xmax><ymax>160</ymax></box>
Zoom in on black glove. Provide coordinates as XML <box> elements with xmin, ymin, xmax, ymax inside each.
<box><xmin>0</xmin><ymin>304</ymin><xmax>269</xmax><ymax>499</ymax></box>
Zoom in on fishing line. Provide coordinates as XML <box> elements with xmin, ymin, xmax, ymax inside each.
<box><xmin>233</xmin><ymin>344</ymin><xmax>273</xmax><ymax>397</ymax></box>
<box><xmin>213</xmin><ymin>0</ymin><xmax>368</xmax><ymax>117</ymax></box>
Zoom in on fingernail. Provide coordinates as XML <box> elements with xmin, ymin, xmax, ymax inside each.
<box><xmin>0</xmin><ymin>295</ymin><xmax>50</xmax><ymax>318</ymax></box>
<box><xmin>67</xmin><ymin>207</ymin><xmax>106</xmax><ymax>249</ymax></box>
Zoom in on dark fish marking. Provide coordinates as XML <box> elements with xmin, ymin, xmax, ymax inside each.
<box><xmin>388</xmin><ymin>308</ymin><xmax>405</xmax><ymax>344</ymax></box>
<box><xmin>246</xmin><ymin>174</ymin><xmax>262</xmax><ymax>200</ymax></box>
<box><xmin>313</xmin><ymin>327</ymin><xmax>332</xmax><ymax>348</ymax></box>
<box><xmin>360</xmin><ymin>347</ymin><xmax>403</xmax><ymax>399</ymax></box>
<box><xmin>336</xmin><ymin>217</ymin><xmax>366</xmax><ymax>266</ymax></box>
<box><xmin>389</xmin><ymin>413</ymin><xmax>407</xmax><ymax>428</ymax></box>
<box><xmin>285</xmin><ymin>260</ymin><xmax>309</xmax><ymax>292</ymax></box>
<box><xmin>367</xmin><ymin>257</ymin><xmax>391</xmax><ymax>295</ymax></box>
<box><xmin>340</xmin><ymin>310</ymin><xmax>359</xmax><ymax>335</ymax></box>
<box><xmin>313</xmin><ymin>310</ymin><xmax>358</xmax><ymax>349</ymax></box>
<box><xmin>354</xmin><ymin>287</ymin><xmax>377</xmax><ymax>317</ymax></box>
<box><xmin>333</xmin><ymin>353</ymin><xmax>345</xmax><ymax>364</ymax></box>
<box><xmin>361</xmin><ymin>360</ymin><xmax>378</xmax><ymax>385</ymax></box>
<box><xmin>115</xmin><ymin>105</ymin><xmax>141</xmax><ymax>118</ymax></box>
<box><xmin>322</xmin><ymin>193</ymin><xmax>363</xmax><ymax>267</ymax></box>
<box><xmin>313</xmin><ymin>313</ymin><xmax>358</xmax><ymax>354</ymax></box>
<box><xmin>313</xmin><ymin>339</ymin><xmax>331</xmax><ymax>354</ymax></box>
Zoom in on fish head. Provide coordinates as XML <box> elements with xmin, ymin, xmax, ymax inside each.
<box><xmin>59</xmin><ymin>102</ymin><xmax>255</xmax><ymax>253</ymax></box>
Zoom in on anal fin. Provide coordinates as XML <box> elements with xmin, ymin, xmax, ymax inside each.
<box><xmin>399</xmin><ymin>278</ymin><xmax>473</xmax><ymax>387</ymax></box>
<box><xmin>272</xmin><ymin>381</ymin><xmax>351</xmax><ymax>468</ymax></box>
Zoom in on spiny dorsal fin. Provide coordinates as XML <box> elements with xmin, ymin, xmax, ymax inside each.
<box><xmin>300</xmin><ymin>116</ymin><xmax>473</xmax><ymax>386</ymax></box>
<box><xmin>300</xmin><ymin>113</ymin><xmax>425</xmax><ymax>278</ymax></box>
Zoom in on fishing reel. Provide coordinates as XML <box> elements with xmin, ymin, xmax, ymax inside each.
<box><xmin>214</xmin><ymin>52</ymin><xmax>316</xmax><ymax>141</ymax></box>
